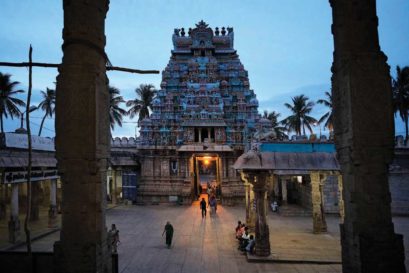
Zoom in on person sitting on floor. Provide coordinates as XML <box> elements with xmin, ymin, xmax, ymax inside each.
<box><xmin>245</xmin><ymin>235</ymin><xmax>255</xmax><ymax>254</ymax></box>
<box><xmin>235</xmin><ymin>220</ymin><xmax>242</xmax><ymax>233</ymax></box>
<box><xmin>239</xmin><ymin>228</ymin><xmax>250</xmax><ymax>250</ymax></box>
<box><xmin>236</xmin><ymin>223</ymin><xmax>245</xmax><ymax>240</ymax></box>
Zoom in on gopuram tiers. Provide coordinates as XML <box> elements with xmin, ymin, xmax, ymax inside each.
<box><xmin>137</xmin><ymin>21</ymin><xmax>267</xmax><ymax>204</ymax></box>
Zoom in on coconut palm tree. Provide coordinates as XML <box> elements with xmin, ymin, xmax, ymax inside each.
<box><xmin>392</xmin><ymin>66</ymin><xmax>409</xmax><ymax>140</ymax></box>
<box><xmin>37</xmin><ymin>88</ymin><xmax>55</xmax><ymax>136</ymax></box>
<box><xmin>109</xmin><ymin>86</ymin><xmax>127</xmax><ymax>130</ymax></box>
<box><xmin>281</xmin><ymin>95</ymin><xmax>317</xmax><ymax>136</ymax></box>
<box><xmin>262</xmin><ymin>110</ymin><xmax>288</xmax><ymax>140</ymax></box>
<box><xmin>317</xmin><ymin>91</ymin><xmax>333</xmax><ymax>132</ymax></box>
<box><xmin>0</xmin><ymin>72</ymin><xmax>26</xmax><ymax>133</ymax></box>
<box><xmin>126</xmin><ymin>84</ymin><xmax>157</xmax><ymax>123</ymax></box>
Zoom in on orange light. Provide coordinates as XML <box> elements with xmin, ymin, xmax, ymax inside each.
<box><xmin>204</xmin><ymin>160</ymin><xmax>210</xmax><ymax>165</ymax></box>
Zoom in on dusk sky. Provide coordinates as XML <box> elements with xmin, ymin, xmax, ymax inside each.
<box><xmin>0</xmin><ymin>0</ymin><xmax>408</xmax><ymax>138</ymax></box>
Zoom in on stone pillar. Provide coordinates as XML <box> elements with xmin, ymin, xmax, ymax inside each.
<box><xmin>310</xmin><ymin>172</ymin><xmax>327</xmax><ymax>234</ymax></box>
<box><xmin>0</xmin><ymin>178</ymin><xmax>6</xmax><ymax>220</ymax></box>
<box><xmin>251</xmin><ymin>172</ymin><xmax>270</xmax><ymax>256</ymax></box>
<box><xmin>272</xmin><ymin>175</ymin><xmax>279</xmax><ymax>200</ymax></box>
<box><xmin>48</xmin><ymin>179</ymin><xmax>58</xmax><ymax>228</ymax></box>
<box><xmin>30</xmin><ymin>182</ymin><xmax>40</xmax><ymax>221</ymax></box>
<box><xmin>241</xmin><ymin>172</ymin><xmax>250</xmax><ymax>225</ymax></box>
<box><xmin>8</xmin><ymin>184</ymin><xmax>20</xmax><ymax>243</ymax></box>
<box><xmin>281</xmin><ymin>178</ymin><xmax>287</xmax><ymax>204</ymax></box>
<box><xmin>199</xmin><ymin>128</ymin><xmax>202</xmax><ymax>143</ymax></box>
<box><xmin>248</xmin><ymin>183</ymin><xmax>256</xmax><ymax>230</ymax></box>
<box><xmin>330</xmin><ymin>1</ymin><xmax>406</xmax><ymax>272</ymax></box>
<box><xmin>337</xmin><ymin>173</ymin><xmax>344</xmax><ymax>224</ymax></box>
<box><xmin>241</xmin><ymin>171</ymin><xmax>256</xmax><ymax>230</ymax></box>
<box><xmin>112</xmin><ymin>169</ymin><xmax>117</xmax><ymax>205</ymax></box>
<box><xmin>54</xmin><ymin>0</ymin><xmax>112</xmax><ymax>272</ymax></box>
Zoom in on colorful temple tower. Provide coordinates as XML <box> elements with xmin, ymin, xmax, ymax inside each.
<box><xmin>137</xmin><ymin>21</ymin><xmax>262</xmax><ymax>204</ymax></box>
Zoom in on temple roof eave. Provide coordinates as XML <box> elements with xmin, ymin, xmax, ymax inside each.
<box><xmin>233</xmin><ymin>151</ymin><xmax>340</xmax><ymax>172</ymax></box>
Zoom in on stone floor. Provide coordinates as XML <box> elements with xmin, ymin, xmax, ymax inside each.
<box><xmin>0</xmin><ymin>207</ymin><xmax>61</xmax><ymax>250</ymax></box>
<box><xmin>2</xmin><ymin>197</ymin><xmax>409</xmax><ymax>273</ymax></box>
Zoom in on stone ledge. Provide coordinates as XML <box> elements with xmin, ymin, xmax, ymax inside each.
<box><xmin>246</xmin><ymin>252</ymin><xmax>342</xmax><ymax>264</ymax></box>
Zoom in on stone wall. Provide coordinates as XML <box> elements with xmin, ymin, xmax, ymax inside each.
<box><xmin>295</xmin><ymin>178</ymin><xmax>312</xmax><ymax>210</ymax></box>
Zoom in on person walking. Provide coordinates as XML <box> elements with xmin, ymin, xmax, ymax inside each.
<box><xmin>109</xmin><ymin>224</ymin><xmax>120</xmax><ymax>253</ymax></box>
<box><xmin>208</xmin><ymin>195</ymin><xmax>217</xmax><ymax>215</ymax></box>
<box><xmin>162</xmin><ymin>221</ymin><xmax>174</xmax><ymax>248</ymax></box>
<box><xmin>200</xmin><ymin>198</ymin><xmax>207</xmax><ymax>218</ymax></box>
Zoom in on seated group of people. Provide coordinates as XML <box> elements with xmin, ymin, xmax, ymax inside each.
<box><xmin>235</xmin><ymin>221</ymin><xmax>255</xmax><ymax>254</ymax></box>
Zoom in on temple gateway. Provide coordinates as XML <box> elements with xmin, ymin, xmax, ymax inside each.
<box><xmin>136</xmin><ymin>21</ymin><xmax>270</xmax><ymax>204</ymax></box>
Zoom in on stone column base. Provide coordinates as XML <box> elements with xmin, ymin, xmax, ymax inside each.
<box><xmin>255</xmin><ymin>223</ymin><xmax>271</xmax><ymax>257</ymax></box>
<box><xmin>53</xmin><ymin>239</ymin><xmax>113</xmax><ymax>273</ymax></box>
<box><xmin>48</xmin><ymin>205</ymin><xmax>58</xmax><ymax>228</ymax></box>
<box><xmin>8</xmin><ymin>216</ymin><xmax>20</xmax><ymax>243</ymax></box>
<box><xmin>313</xmin><ymin>213</ymin><xmax>327</xmax><ymax>234</ymax></box>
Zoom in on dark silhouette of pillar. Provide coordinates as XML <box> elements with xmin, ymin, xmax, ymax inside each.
<box><xmin>53</xmin><ymin>0</ymin><xmax>112</xmax><ymax>272</ymax></box>
<box><xmin>330</xmin><ymin>1</ymin><xmax>406</xmax><ymax>272</ymax></box>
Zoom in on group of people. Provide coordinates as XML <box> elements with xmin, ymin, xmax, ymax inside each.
<box><xmin>235</xmin><ymin>221</ymin><xmax>255</xmax><ymax>254</ymax></box>
<box><xmin>200</xmin><ymin>195</ymin><xmax>218</xmax><ymax>218</ymax></box>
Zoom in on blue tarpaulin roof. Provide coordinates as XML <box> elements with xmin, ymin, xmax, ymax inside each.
<box><xmin>260</xmin><ymin>143</ymin><xmax>336</xmax><ymax>153</ymax></box>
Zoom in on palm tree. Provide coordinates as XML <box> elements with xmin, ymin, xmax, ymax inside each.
<box><xmin>0</xmin><ymin>72</ymin><xmax>25</xmax><ymax>133</ymax></box>
<box><xmin>281</xmin><ymin>95</ymin><xmax>317</xmax><ymax>136</ymax></box>
<box><xmin>392</xmin><ymin>66</ymin><xmax>409</xmax><ymax>140</ymax></box>
<box><xmin>262</xmin><ymin>110</ymin><xmax>288</xmax><ymax>140</ymax></box>
<box><xmin>317</xmin><ymin>91</ymin><xmax>333</xmax><ymax>133</ymax></box>
<box><xmin>109</xmin><ymin>86</ymin><xmax>127</xmax><ymax>130</ymax></box>
<box><xmin>37</xmin><ymin>88</ymin><xmax>55</xmax><ymax>136</ymax></box>
<box><xmin>126</xmin><ymin>84</ymin><xmax>157</xmax><ymax>122</ymax></box>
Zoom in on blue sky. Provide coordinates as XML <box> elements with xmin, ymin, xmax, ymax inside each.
<box><xmin>0</xmin><ymin>0</ymin><xmax>408</xmax><ymax>138</ymax></box>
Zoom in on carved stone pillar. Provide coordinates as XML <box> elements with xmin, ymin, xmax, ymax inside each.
<box><xmin>272</xmin><ymin>175</ymin><xmax>279</xmax><ymax>200</ymax></box>
<box><xmin>241</xmin><ymin>171</ymin><xmax>250</xmax><ymax>224</ymax></box>
<box><xmin>330</xmin><ymin>1</ymin><xmax>405</xmax><ymax>272</ymax></box>
<box><xmin>112</xmin><ymin>169</ymin><xmax>117</xmax><ymax>205</ymax></box>
<box><xmin>281</xmin><ymin>178</ymin><xmax>287</xmax><ymax>204</ymax></box>
<box><xmin>54</xmin><ymin>0</ymin><xmax>112</xmax><ymax>272</ymax></box>
<box><xmin>248</xmin><ymin>184</ymin><xmax>256</xmax><ymax>230</ymax></box>
<box><xmin>250</xmin><ymin>172</ymin><xmax>270</xmax><ymax>257</ymax></box>
<box><xmin>241</xmin><ymin>171</ymin><xmax>255</xmax><ymax>229</ymax></box>
<box><xmin>337</xmin><ymin>173</ymin><xmax>344</xmax><ymax>224</ymax></box>
<box><xmin>310</xmin><ymin>172</ymin><xmax>327</xmax><ymax>233</ymax></box>
<box><xmin>48</xmin><ymin>179</ymin><xmax>58</xmax><ymax>228</ymax></box>
<box><xmin>8</xmin><ymin>184</ymin><xmax>20</xmax><ymax>243</ymax></box>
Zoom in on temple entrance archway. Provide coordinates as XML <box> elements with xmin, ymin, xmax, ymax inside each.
<box><xmin>190</xmin><ymin>154</ymin><xmax>222</xmax><ymax>200</ymax></box>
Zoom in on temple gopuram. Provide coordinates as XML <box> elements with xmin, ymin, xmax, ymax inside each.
<box><xmin>137</xmin><ymin>21</ymin><xmax>268</xmax><ymax>204</ymax></box>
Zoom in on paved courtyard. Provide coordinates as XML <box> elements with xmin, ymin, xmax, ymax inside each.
<box><xmin>6</xmin><ymin>196</ymin><xmax>409</xmax><ymax>273</ymax></box>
